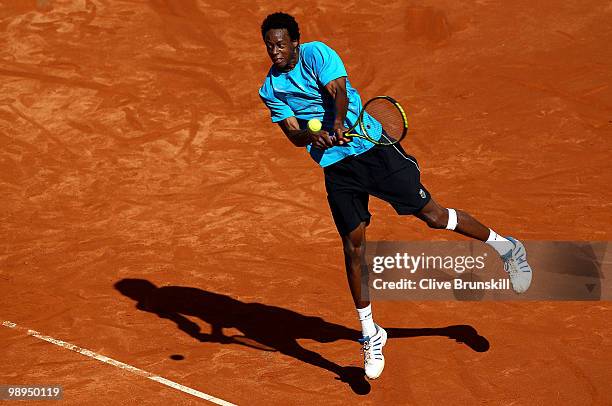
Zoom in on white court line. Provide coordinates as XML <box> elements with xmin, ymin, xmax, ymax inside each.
<box><xmin>2</xmin><ymin>320</ymin><xmax>236</xmax><ymax>406</ymax></box>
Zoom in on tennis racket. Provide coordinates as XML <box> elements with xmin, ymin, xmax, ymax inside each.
<box><xmin>344</xmin><ymin>96</ymin><xmax>408</xmax><ymax>146</ymax></box>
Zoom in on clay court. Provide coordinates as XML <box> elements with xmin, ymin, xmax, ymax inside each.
<box><xmin>1</xmin><ymin>0</ymin><xmax>611</xmax><ymax>404</ymax></box>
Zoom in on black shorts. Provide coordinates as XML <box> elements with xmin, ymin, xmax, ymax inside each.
<box><xmin>324</xmin><ymin>144</ymin><xmax>431</xmax><ymax>236</ymax></box>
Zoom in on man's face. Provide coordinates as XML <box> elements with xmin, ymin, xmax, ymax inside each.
<box><xmin>263</xmin><ymin>28</ymin><xmax>299</xmax><ymax>71</ymax></box>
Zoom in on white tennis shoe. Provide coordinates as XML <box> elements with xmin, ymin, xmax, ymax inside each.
<box><xmin>359</xmin><ymin>324</ymin><xmax>387</xmax><ymax>379</ymax></box>
<box><xmin>501</xmin><ymin>237</ymin><xmax>533</xmax><ymax>293</ymax></box>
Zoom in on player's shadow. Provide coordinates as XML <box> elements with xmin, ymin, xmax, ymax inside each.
<box><xmin>115</xmin><ymin>279</ymin><xmax>490</xmax><ymax>395</ymax></box>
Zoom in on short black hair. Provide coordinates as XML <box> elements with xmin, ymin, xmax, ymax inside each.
<box><xmin>261</xmin><ymin>12</ymin><xmax>300</xmax><ymax>41</ymax></box>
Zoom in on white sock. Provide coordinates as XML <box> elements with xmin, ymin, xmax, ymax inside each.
<box><xmin>356</xmin><ymin>304</ymin><xmax>377</xmax><ymax>338</ymax></box>
<box><xmin>486</xmin><ymin>229</ymin><xmax>514</xmax><ymax>256</ymax></box>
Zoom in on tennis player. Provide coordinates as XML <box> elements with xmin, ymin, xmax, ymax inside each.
<box><xmin>258</xmin><ymin>12</ymin><xmax>533</xmax><ymax>380</ymax></box>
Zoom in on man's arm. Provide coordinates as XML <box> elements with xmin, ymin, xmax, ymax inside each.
<box><xmin>278</xmin><ymin>116</ymin><xmax>336</xmax><ymax>149</ymax></box>
<box><xmin>324</xmin><ymin>77</ymin><xmax>351</xmax><ymax>144</ymax></box>
<box><xmin>276</xmin><ymin>74</ymin><xmax>351</xmax><ymax>148</ymax></box>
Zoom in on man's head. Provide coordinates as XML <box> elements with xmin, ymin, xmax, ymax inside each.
<box><xmin>261</xmin><ymin>12</ymin><xmax>300</xmax><ymax>72</ymax></box>
<box><xmin>114</xmin><ymin>278</ymin><xmax>157</xmax><ymax>301</ymax></box>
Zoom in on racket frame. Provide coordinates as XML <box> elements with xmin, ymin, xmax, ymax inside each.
<box><xmin>344</xmin><ymin>95</ymin><xmax>408</xmax><ymax>146</ymax></box>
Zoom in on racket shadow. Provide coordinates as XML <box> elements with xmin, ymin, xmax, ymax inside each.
<box><xmin>114</xmin><ymin>279</ymin><xmax>489</xmax><ymax>395</ymax></box>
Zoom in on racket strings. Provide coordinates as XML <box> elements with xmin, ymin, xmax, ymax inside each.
<box><xmin>363</xmin><ymin>99</ymin><xmax>405</xmax><ymax>141</ymax></box>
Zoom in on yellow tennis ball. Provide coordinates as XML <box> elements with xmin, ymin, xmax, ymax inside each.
<box><xmin>307</xmin><ymin>119</ymin><xmax>322</xmax><ymax>133</ymax></box>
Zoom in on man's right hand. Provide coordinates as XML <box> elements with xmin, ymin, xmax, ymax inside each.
<box><xmin>310</xmin><ymin>130</ymin><xmax>341</xmax><ymax>149</ymax></box>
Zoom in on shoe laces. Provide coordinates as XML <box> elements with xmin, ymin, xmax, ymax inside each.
<box><xmin>504</xmin><ymin>257</ymin><xmax>520</xmax><ymax>277</ymax></box>
<box><xmin>502</xmin><ymin>246</ymin><xmax>528</xmax><ymax>276</ymax></box>
<box><xmin>359</xmin><ymin>338</ymin><xmax>372</xmax><ymax>363</ymax></box>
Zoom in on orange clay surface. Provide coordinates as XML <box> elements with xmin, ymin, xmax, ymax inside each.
<box><xmin>1</xmin><ymin>1</ymin><xmax>611</xmax><ymax>405</ymax></box>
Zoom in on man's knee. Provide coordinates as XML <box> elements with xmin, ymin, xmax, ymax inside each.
<box><xmin>423</xmin><ymin>208</ymin><xmax>455</xmax><ymax>229</ymax></box>
<box><xmin>418</xmin><ymin>199</ymin><xmax>458</xmax><ymax>230</ymax></box>
<box><xmin>424</xmin><ymin>208</ymin><xmax>458</xmax><ymax>230</ymax></box>
<box><xmin>342</xmin><ymin>223</ymin><xmax>366</xmax><ymax>259</ymax></box>
<box><xmin>343</xmin><ymin>240</ymin><xmax>364</xmax><ymax>259</ymax></box>
<box><xmin>423</xmin><ymin>212</ymin><xmax>446</xmax><ymax>229</ymax></box>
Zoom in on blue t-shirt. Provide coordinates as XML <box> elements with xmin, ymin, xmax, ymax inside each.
<box><xmin>259</xmin><ymin>41</ymin><xmax>376</xmax><ymax>167</ymax></box>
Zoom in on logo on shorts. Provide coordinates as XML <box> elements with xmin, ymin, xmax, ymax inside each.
<box><xmin>419</xmin><ymin>189</ymin><xmax>426</xmax><ymax>199</ymax></box>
